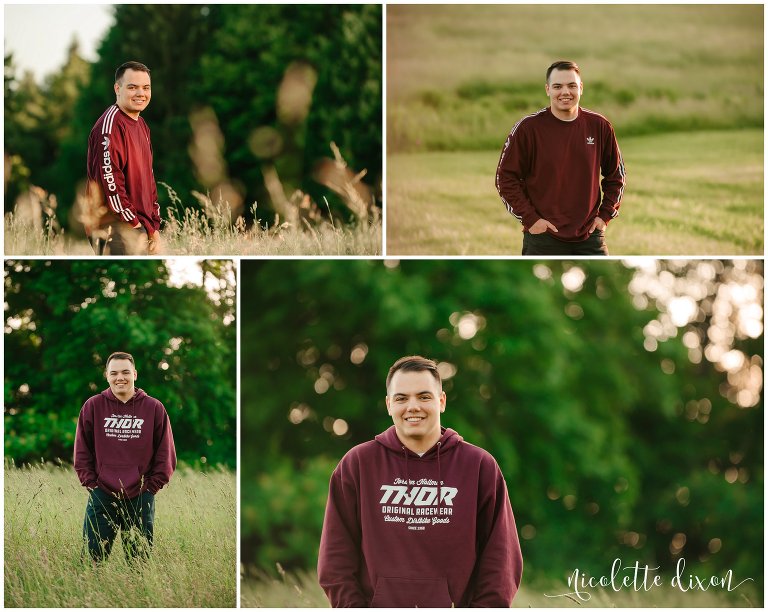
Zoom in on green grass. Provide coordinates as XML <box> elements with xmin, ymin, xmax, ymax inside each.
<box><xmin>5</xmin><ymin>462</ymin><xmax>236</xmax><ymax>607</ymax></box>
<box><xmin>386</xmin><ymin>129</ymin><xmax>763</xmax><ymax>256</ymax></box>
<box><xmin>387</xmin><ymin>5</ymin><xmax>763</xmax><ymax>152</ymax></box>
<box><xmin>240</xmin><ymin>569</ymin><xmax>757</xmax><ymax>608</ymax></box>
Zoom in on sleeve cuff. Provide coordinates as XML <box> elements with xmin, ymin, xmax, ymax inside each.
<box><xmin>599</xmin><ymin>209</ymin><xmax>616</xmax><ymax>223</ymax></box>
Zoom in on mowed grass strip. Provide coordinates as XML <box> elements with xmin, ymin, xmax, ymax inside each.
<box><xmin>4</xmin><ymin>463</ymin><xmax>236</xmax><ymax>607</ymax></box>
<box><xmin>386</xmin><ymin>129</ymin><xmax>762</xmax><ymax>256</ymax></box>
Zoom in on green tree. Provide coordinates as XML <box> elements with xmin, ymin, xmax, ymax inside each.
<box><xmin>4</xmin><ymin>259</ymin><xmax>236</xmax><ymax>468</ymax></box>
<box><xmin>4</xmin><ymin>53</ymin><xmax>45</xmax><ymax>210</ymax></box>
<box><xmin>199</xmin><ymin>4</ymin><xmax>382</xmax><ymax>219</ymax></box>
<box><xmin>4</xmin><ymin>43</ymin><xmax>89</xmax><ymax>217</ymax></box>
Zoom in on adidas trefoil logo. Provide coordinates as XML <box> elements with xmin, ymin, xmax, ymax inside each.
<box><xmin>586</xmin><ymin>136</ymin><xmax>595</xmax><ymax>145</ymax></box>
<box><xmin>102</xmin><ymin>136</ymin><xmax>110</xmax><ymax>149</ymax></box>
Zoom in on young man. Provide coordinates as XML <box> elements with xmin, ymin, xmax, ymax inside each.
<box><xmin>86</xmin><ymin>61</ymin><xmax>161</xmax><ymax>255</ymax></box>
<box><xmin>74</xmin><ymin>352</ymin><xmax>176</xmax><ymax>561</ymax></box>
<box><xmin>495</xmin><ymin>60</ymin><xmax>626</xmax><ymax>255</ymax></box>
<box><xmin>318</xmin><ymin>356</ymin><xmax>523</xmax><ymax>607</ymax></box>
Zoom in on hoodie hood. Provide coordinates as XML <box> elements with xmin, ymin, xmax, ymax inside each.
<box><xmin>101</xmin><ymin>387</ymin><xmax>147</xmax><ymax>404</ymax></box>
<box><xmin>374</xmin><ymin>425</ymin><xmax>463</xmax><ymax>457</ymax></box>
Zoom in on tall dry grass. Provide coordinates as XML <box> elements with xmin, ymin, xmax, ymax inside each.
<box><xmin>4</xmin><ymin>190</ymin><xmax>380</xmax><ymax>256</ymax></box>
<box><xmin>4</xmin><ymin>141</ymin><xmax>381</xmax><ymax>256</ymax></box>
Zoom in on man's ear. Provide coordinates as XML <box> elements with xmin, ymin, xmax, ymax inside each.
<box><xmin>385</xmin><ymin>396</ymin><xmax>391</xmax><ymax>415</ymax></box>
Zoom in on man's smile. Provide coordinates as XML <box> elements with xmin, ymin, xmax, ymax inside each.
<box><xmin>404</xmin><ymin>415</ymin><xmax>426</xmax><ymax>423</ymax></box>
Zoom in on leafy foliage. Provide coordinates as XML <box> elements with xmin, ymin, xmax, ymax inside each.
<box><xmin>4</xmin><ymin>259</ymin><xmax>236</xmax><ymax>468</ymax></box>
<box><xmin>4</xmin><ymin>45</ymin><xmax>89</xmax><ymax>214</ymax></box>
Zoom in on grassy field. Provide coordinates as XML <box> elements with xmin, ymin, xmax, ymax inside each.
<box><xmin>241</xmin><ymin>569</ymin><xmax>758</xmax><ymax>608</ymax></box>
<box><xmin>386</xmin><ymin>129</ymin><xmax>763</xmax><ymax>256</ymax></box>
<box><xmin>5</xmin><ymin>462</ymin><xmax>236</xmax><ymax>607</ymax></box>
<box><xmin>387</xmin><ymin>5</ymin><xmax>762</xmax><ymax>152</ymax></box>
<box><xmin>386</xmin><ymin>5</ymin><xmax>763</xmax><ymax>256</ymax></box>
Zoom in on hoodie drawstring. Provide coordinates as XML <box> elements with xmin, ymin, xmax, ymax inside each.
<box><xmin>437</xmin><ymin>441</ymin><xmax>442</xmax><ymax>508</ymax></box>
<box><xmin>402</xmin><ymin>439</ymin><xmax>442</xmax><ymax>505</ymax></box>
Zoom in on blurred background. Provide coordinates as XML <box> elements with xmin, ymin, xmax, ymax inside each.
<box><xmin>4</xmin><ymin>258</ymin><xmax>236</xmax><ymax>468</ymax></box>
<box><xmin>240</xmin><ymin>259</ymin><xmax>762</xmax><ymax>605</ymax></box>
<box><xmin>5</xmin><ymin>5</ymin><xmax>382</xmax><ymax>246</ymax></box>
<box><xmin>386</xmin><ymin>5</ymin><xmax>763</xmax><ymax>255</ymax></box>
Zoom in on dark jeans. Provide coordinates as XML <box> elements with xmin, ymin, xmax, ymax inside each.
<box><xmin>522</xmin><ymin>231</ymin><xmax>608</xmax><ymax>256</ymax></box>
<box><xmin>83</xmin><ymin>487</ymin><xmax>155</xmax><ymax>562</ymax></box>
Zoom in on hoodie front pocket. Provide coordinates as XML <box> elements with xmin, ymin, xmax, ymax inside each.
<box><xmin>371</xmin><ymin>576</ymin><xmax>452</xmax><ymax>608</ymax></box>
<box><xmin>98</xmin><ymin>464</ymin><xmax>141</xmax><ymax>496</ymax></box>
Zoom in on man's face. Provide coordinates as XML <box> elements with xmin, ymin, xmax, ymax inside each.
<box><xmin>386</xmin><ymin>369</ymin><xmax>446</xmax><ymax>451</ymax></box>
<box><xmin>114</xmin><ymin>69</ymin><xmax>151</xmax><ymax>117</ymax></box>
<box><xmin>105</xmin><ymin>358</ymin><xmax>137</xmax><ymax>400</ymax></box>
<box><xmin>545</xmin><ymin>69</ymin><xmax>582</xmax><ymax>116</ymax></box>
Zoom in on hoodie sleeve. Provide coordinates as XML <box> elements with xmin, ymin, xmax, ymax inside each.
<box><xmin>145</xmin><ymin>400</ymin><xmax>176</xmax><ymax>494</ymax></box>
<box><xmin>87</xmin><ymin>115</ymin><xmax>144</xmax><ymax>231</ymax></box>
<box><xmin>146</xmin><ymin>122</ymin><xmax>161</xmax><ymax>232</ymax></box>
<box><xmin>73</xmin><ymin>400</ymin><xmax>98</xmax><ymax>489</ymax></box>
<box><xmin>597</xmin><ymin>121</ymin><xmax>626</xmax><ymax>223</ymax></box>
<box><xmin>317</xmin><ymin>458</ymin><xmax>368</xmax><ymax>607</ymax></box>
<box><xmin>469</xmin><ymin>456</ymin><xmax>523</xmax><ymax>607</ymax></box>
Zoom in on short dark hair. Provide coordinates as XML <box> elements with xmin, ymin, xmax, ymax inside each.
<box><xmin>386</xmin><ymin>355</ymin><xmax>441</xmax><ymax>392</ymax></box>
<box><xmin>115</xmin><ymin>61</ymin><xmax>151</xmax><ymax>85</ymax></box>
<box><xmin>546</xmin><ymin>60</ymin><xmax>580</xmax><ymax>83</ymax></box>
<box><xmin>105</xmin><ymin>351</ymin><xmax>135</xmax><ymax>369</ymax></box>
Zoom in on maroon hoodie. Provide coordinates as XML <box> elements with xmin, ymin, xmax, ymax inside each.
<box><xmin>74</xmin><ymin>388</ymin><xmax>176</xmax><ymax>497</ymax></box>
<box><xmin>318</xmin><ymin>426</ymin><xmax>523</xmax><ymax>607</ymax></box>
